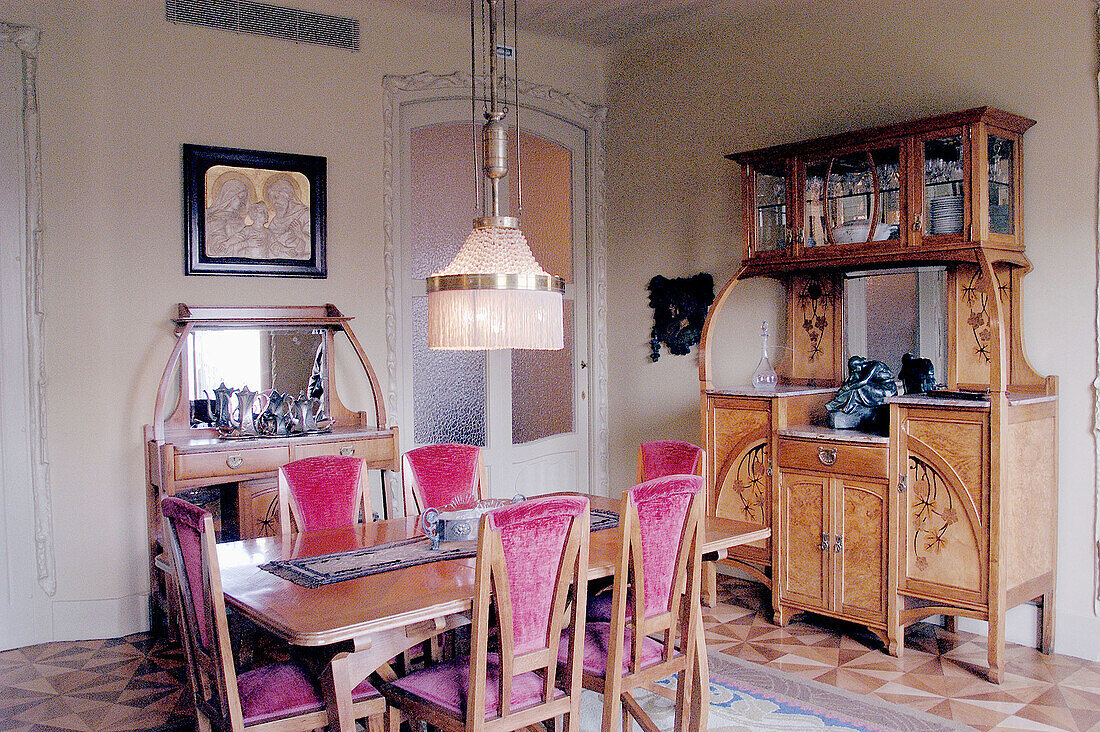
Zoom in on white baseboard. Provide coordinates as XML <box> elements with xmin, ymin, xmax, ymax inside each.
<box><xmin>48</xmin><ymin>594</ymin><xmax>149</xmax><ymax>641</ymax></box>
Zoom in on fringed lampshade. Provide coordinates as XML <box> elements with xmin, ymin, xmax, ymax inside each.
<box><xmin>425</xmin><ymin>0</ymin><xmax>565</xmax><ymax>351</ymax></box>
<box><xmin>427</xmin><ymin>221</ymin><xmax>564</xmax><ymax>350</ymax></box>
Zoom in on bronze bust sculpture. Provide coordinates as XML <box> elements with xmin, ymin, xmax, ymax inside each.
<box><xmin>826</xmin><ymin>356</ymin><xmax>897</xmax><ymax>433</ymax></box>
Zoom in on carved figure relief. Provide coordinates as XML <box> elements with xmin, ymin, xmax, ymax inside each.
<box><xmin>797</xmin><ymin>277</ymin><xmax>833</xmax><ymax>362</ymax></box>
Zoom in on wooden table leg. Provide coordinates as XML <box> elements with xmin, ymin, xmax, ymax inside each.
<box><xmin>321</xmin><ymin>650</ymin><xmax>357</xmax><ymax>732</ymax></box>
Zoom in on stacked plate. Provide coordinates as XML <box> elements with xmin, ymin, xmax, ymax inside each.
<box><xmin>929</xmin><ymin>195</ymin><xmax>963</xmax><ymax>235</ymax></box>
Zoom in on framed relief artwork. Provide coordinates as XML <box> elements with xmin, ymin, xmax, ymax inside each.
<box><xmin>183</xmin><ymin>144</ymin><xmax>327</xmax><ymax>277</ymax></box>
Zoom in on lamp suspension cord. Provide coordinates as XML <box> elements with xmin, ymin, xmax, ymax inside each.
<box><xmin>470</xmin><ymin>0</ymin><xmax>479</xmax><ymax>217</ymax></box>
<box><xmin>512</xmin><ymin>0</ymin><xmax>521</xmax><ymax>218</ymax></box>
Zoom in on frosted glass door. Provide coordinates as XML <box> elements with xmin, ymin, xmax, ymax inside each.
<box><xmin>398</xmin><ymin>103</ymin><xmax>590</xmax><ymax>505</ymax></box>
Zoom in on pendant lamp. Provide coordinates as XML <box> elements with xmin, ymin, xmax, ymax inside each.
<box><xmin>426</xmin><ymin>0</ymin><xmax>565</xmax><ymax>350</ymax></box>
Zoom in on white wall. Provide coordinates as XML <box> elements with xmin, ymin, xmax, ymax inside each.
<box><xmin>0</xmin><ymin>0</ymin><xmax>607</xmax><ymax>642</ymax></box>
<box><xmin>603</xmin><ymin>0</ymin><xmax>1099</xmax><ymax>658</ymax></box>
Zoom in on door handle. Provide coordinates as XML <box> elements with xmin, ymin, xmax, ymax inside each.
<box><xmin>819</xmin><ymin>533</ymin><xmax>829</xmax><ymax>551</ymax></box>
<box><xmin>835</xmin><ymin>535</ymin><xmax>844</xmax><ymax>553</ymax></box>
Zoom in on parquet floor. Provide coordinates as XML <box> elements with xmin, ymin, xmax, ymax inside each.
<box><xmin>2</xmin><ymin>576</ymin><xmax>1099</xmax><ymax>731</ymax></box>
<box><xmin>707</xmin><ymin>578</ymin><xmax>1100</xmax><ymax>731</ymax></box>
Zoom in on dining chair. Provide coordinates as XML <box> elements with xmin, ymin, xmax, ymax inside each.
<box><xmin>636</xmin><ymin>439</ymin><xmax>706</xmax><ymax>483</ymax></box>
<box><xmin>568</xmin><ymin>474</ymin><xmax>705</xmax><ymax>732</ymax></box>
<box><xmin>400</xmin><ymin>443</ymin><xmax>484</xmax><ymax>515</ymax></box>
<box><xmin>380</xmin><ymin>494</ymin><xmax>590</xmax><ymax>732</ymax></box>
<box><xmin>161</xmin><ymin>496</ymin><xmax>386</xmax><ymax>732</ymax></box>
<box><xmin>277</xmin><ymin>454</ymin><xmax>370</xmax><ymax>536</ymax></box>
<box><xmin>589</xmin><ymin>440</ymin><xmax>707</xmax><ymax>621</ymax></box>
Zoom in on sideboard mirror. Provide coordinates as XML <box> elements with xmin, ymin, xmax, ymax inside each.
<box><xmin>188</xmin><ymin>327</ymin><xmax>326</xmax><ymax>426</ymax></box>
<box><xmin>843</xmin><ymin>267</ymin><xmax>946</xmax><ymax>380</ymax></box>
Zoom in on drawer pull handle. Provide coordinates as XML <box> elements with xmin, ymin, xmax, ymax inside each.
<box><xmin>226</xmin><ymin>455</ymin><xmax>244</xmax><ymax>469</ymax></box>
<box><xmin>818</xmin><ymin>447</ymin><xmax>837</xmax><ymax>466</ymax></box>
<box><xmin>835</xmin><ymin>535</ymin><xmax>843</xmax><ymax>553</ymax></box>
<box><xmin>819</xmin><ymin>533</ymin><xmax>829</xmax><ymax>551</ymax></box>
<box><xmin>339</xmin><ymin>447</ymin><xmax>355</xmax><ymax>457</ymax></box>
<box><xmin>898</xmin><ymin>474</ymin><xmax>907</xmax><ymax>493</ymax></box>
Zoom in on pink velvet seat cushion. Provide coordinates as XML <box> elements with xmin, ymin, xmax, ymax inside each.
<box><xmin>282</xmin><ymin>455</ymin><xmax>364</xmax><ymax>531</ymax></box>
<box><xmin>638</xmin><ymin>440</ymin><xmax>703</xmax><ymax>482</ymax></box>
<box><xmin>586</xmin><ymin>588</ymin><xmax>633</xmax><ymax>623</ymax></box>
<box><xmin>559</xmin><ymin>622</ymin><xmax>668</xmax><ymax>677</ymax></box>
<box><xmin>388</xmin><ymin>654</ymin><xmax>563</xmax><ymax>720</ymax></box>
<box><xmin>405</xmin><ymin>443</ymin><xmax>481</xmax><ymax>509</ymax></box>
<box><xmin>238</xmin><ymin>662</ymin><xmax>379</xmax><ymax>727</ymax></box>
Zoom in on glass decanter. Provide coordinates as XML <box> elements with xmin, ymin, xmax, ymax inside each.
<box><xmin>752</xmin><ymin>320</ymin><xmax>778</xmax><ymax>391</ymax></box>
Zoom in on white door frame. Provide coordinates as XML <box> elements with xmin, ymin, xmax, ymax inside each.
<box><xmin>1</xmin><ymin>21</ymin><xmax>55</xmax><ymax>650</ymax></box>
<box><xmin>382</xmin><ymin>71</ymin><xmax>608</xmax><ymax>508</ymax></box>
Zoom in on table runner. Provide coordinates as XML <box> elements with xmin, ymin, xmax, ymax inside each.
<box><xmin>262</xmin><ymin>507</ymin><xmax>620</xmax><ymax>588</ymax></box>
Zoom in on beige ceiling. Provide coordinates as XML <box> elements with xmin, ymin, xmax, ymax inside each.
<box><xmin>386</xmin><ymin>0</ymin><xmax>735</xmax><ymax>46</ymax></box>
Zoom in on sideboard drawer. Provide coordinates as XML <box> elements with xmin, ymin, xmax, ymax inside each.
<box><xmin>174</xmin><ymin>446</ymin><xmax>290</xmax><ymax>481</ymax></box>
<box><xmin>290</xmin><ymin>435</ymin><xmax>397</xmax><ymax>467</ymax></box>
<box><xmin>777</xmin><ymin>437</ymin><xmax>887</xmax><ymax>479</ymax></box>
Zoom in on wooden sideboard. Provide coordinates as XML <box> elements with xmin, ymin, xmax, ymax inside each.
<box><xmin>701</xmin><ymin>108</ymin><xmax>1057</xmax><ymax>683</ymax></box>
<box><xmin>144</xmin><ymin>304</ymin><xmax>398</xmax><ymax>624</ymax></box>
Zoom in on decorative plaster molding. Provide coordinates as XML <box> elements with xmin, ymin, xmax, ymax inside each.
<box><xmin>1</xmin><ymin>22</ymin><xmax>55</xmax><ymax>596</ymax></box>
<box><xmin>382</xmin><ymin>71</ymin><xmax>609</xmax><ymax>494</ymax></box>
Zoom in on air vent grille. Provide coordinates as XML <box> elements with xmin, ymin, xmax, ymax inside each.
<box><xmin>167</xmin><ymin>0</ymin><xmax>359</xmax><ymax>51</ymax></box>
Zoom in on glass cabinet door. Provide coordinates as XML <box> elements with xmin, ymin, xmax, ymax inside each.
<box><xmin>987</xmin><ymin>134</ymin><xmax>1015</xmax><ymax>237</ymax></box>
<box><xmin>920</xmin><ymin>133</ymin><xmax>966</xmax><ymax>238</ymax></box>
<box><xmin>803</xmin><ymin>145</ymin><xmax>901</xmax><ymax>248</ymax></box>
<box><xmin>752</xmin><ymin>162</ymin><xmax>788</xmax><ymax>254</ymax></box>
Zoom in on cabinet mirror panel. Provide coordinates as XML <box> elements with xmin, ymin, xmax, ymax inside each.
<box><xmin>843</xmin><ymin>267</ymin><xmax>946</xmax><ymax>382</ymax></box>
<box><xmin>187</xmin><ymin>327</ymin><xmax>325</xmax><ymax>426</ymax></box>
<box><xmin>988</xmin><ymin>135</ymin><xmax>1015</xmax><ymax>235</ymax></box>
<box><xmin>753</xmin><ymin>162</ymin><xmax>788</xmax><ymax>252</ymax></box>
<box><xmin>923</xmin><ymin>135</ymin><xmax>964</xmax><ymax>236</ymax></box>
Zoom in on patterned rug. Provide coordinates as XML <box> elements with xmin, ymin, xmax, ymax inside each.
<box><xmin>580</xmin><ymin>649</ymin><xmax>973</xmax><ymax>731</ymax></box>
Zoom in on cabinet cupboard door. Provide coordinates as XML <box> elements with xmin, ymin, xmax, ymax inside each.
<box><xmin>707</xmin><ymin>397</ymin><xmax>771</xmax><ymax>564</ymax></box>
<box><xmin>238</xmin><ymin>477</ymin><xmax>280</xmax><ymax>538</ymax></box>
<box><xmin>835</xmin><ymin>477</ymin><xmax>888</xmax><ymax>624</ymax></box>
<box><xmin>779</xmin><ymin>471</ymin><xmax>830</xmax><ymax>612</ymax></box>
<box><xmin>898</xmin><ymin>410</ymin><xmax>988</xmax><ymax>606</ymax></box>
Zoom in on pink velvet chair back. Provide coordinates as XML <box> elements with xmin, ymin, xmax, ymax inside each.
<box><xmin>637</xmin><ymin>440</ymin><xmax>705</xmax><ymax>483</ymax></box>
<box><xmin>401</xmin><ymin>443</ymin><xmax>484</xmax><ymax>514</ymax></box>
<box><xmin>277</xmin><ymin>455</ymin><xmax>368</xmax><ymax>535</ymax></box>
<box><xmin>473</xmin><ymin>495</ymin><xmax>590</xmax><ymax>725</ymax></box>
<box><xmin>161</xmin><ymin>496</ymin><xmax>246</xmax><ymax>726</ymax></box>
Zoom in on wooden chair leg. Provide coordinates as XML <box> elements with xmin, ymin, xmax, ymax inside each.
<box><xmin>702</xmin><ymin>563</ymin><xmax>718</xmax><ymax>608</ymax></box>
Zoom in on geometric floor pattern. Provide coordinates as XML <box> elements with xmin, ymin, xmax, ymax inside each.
<box><xmin>2</xmin><ymin>576</ymin><xmax>1099</xmax><ymax>731</ymax></box>
<box><xmin>708</xmin><ymin>578</ymin><xmax>1100</xmax><ymax>732</ymax></box>
<box><xmin>0</xmin><ymin>634</ymin><xmax>193</xmax><ymax>731</ymax></box>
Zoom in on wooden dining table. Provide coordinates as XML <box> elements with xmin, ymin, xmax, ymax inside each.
<box><xmin>216</xmin><ymin>494</ymin><xmax>770</xmax><ymax>732</ymax></box>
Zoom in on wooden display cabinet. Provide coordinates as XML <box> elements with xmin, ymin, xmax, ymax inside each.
<box><xmin>701</xmin><ymin>108</ymin><xmax>1057</xmax><ymax>683</ymax></box>
<box><xmin>144</xmin><ymin>304</ymin><xmax>399</xmax><ymax>625</ymax></box>
<box><xmin>731</xmin><ymin>107</ymin><xmax>1032</xmax><ymax>278</ymax></box>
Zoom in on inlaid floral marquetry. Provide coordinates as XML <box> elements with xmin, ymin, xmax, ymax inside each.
<box><xmin>797</xmin><ymin>277</ymin><xmax>833</xmax><ymax>363</ymax></box>
<box><xmin>908</xmin><ymin>455</ymin><xmax>958</xmax><ymax>570</ymax></box>
<box><xmin>717</xmin><ymin>441</ymin><xmax>768</xmax><ymax>524</ymax></box>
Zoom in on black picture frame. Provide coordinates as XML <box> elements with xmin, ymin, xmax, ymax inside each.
<box><xmin>183</xmin><ymin>144</ymin><xmax>326</xmax><ymax>278</ymax></box>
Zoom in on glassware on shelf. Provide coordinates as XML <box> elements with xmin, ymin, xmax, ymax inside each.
<box><xmin>752</xmin><ymin>320</ymin><xmax>778</xmax><ymax>391</ymax></box>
